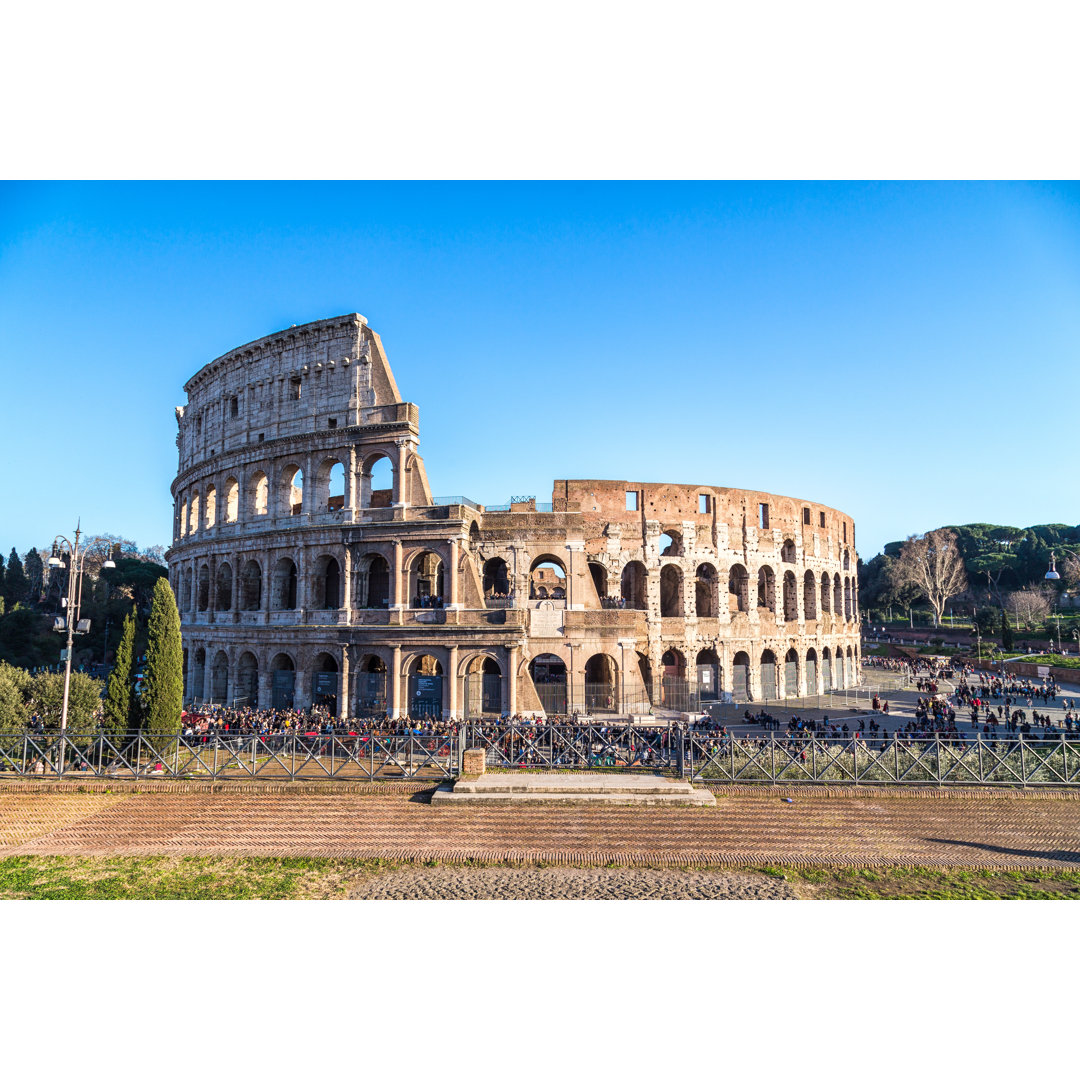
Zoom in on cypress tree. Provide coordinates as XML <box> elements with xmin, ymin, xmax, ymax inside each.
<box><xmin>141</xmin><ymin>578</ymin><xmax>183</xmax><ymax>744</ymax></box>
<box><xmin>103</xmin><ymin>607</ymin><xmax>137</xmax><ymax>738</ymax></box>
<box><xmin>1001</xmin><ymin>608</ymin><xmax>1014</xmax><ymax>651</ymax></box>
<box><xmin>4</xmin><ymin>548</ymin><xmax>27</xmax><ymax>607</ymax></box>
<box><xmin>23</xmin><ymin>549</ymin><xmax>44</xmax><ymax>606</ymax></box>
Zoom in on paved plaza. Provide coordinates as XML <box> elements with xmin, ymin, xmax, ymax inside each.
<box><xmin>3</xmin><ymin>788</ymin><xmax>1079</xmax><ymax>869</ymax></box>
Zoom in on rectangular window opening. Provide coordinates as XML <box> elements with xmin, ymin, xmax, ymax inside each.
<box><xmin>819</xmin><ymin>511</ymin><xmax>826</xmax><ymax>527</ymax></box>
<box><xmin>625</xmin><ymin>490</ymin><xmax>639</xmax><ymax>512</ymax></box>
<box><xmin>802</xmin><ymin>507</ymin><xmax>811</xmax><ymax>525</ymax></box>
<box><xmin>290</xmin><ymin>377</ymin><xmax>302</xmax><ymax>400</ymax></box>
<box><xmin>257</xmin><ymin>433</ymin><xmax>265</xmax><ymax>443</ymax></box>
<box><xmin>230</xmin><ymin>396</ymin><xmax>238</xmax><ymax>417</ymax></box>
<box><xmin>698</xmin><ymin>493</ymin><xmax>710</xmax><ymax>514</ymax></box>
<box><xmin>843</xmin><ymin>522</ymin><xmax>847</xmax><ymax>542</ymax></box>
<box><xmin>759</xmin><ymin>502</ymin><xmax>769</xmax><ymax>529</ymax></box>
<box><xmin>328</xmin><ymin>417</ymin><xmax>338</xmax><ymax>429</ymax></box>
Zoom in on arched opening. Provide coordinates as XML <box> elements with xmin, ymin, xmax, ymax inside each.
<box><xmin>844</xmin><ymin>578</ymin><xmax>853</xmax><ymax>621</ymax></box>
<box><xmin>783</xmin><ymin>648</ymin><xmax>799</xmax><ymax>698</ymax></box>
<box><xmin>805</xmin><ymin>648</ymin><xmax>818</xmax><ymax>695</ymax></box>
<box><xmin>846</xmin><ymin>646</ymin><xmax>855</xmax><ymax>685</ymax></box>
<box><xmin>783</xmin><ymin>570</ymin><xmax>798</xmax><ymax>622</ymax></box>
<box><xmin>197</xmin><ymin>564</ymin><xmax>210</xmax><ymax>612</ymax></box>
<box><xmin>211</xmin><ymin>650</ymin><xmax>229</xmax><ymax>703</ymax></box>
<box><xmin>321</xmin><ymin>459</ymin><xmax>346</xmax><ymax>512</ymax></box>
<box><xmin>215</xmin><ymin>562</ymin><xmax>233</xmax><ymax>611</ymax></box>
<box><xmin>661</xmin><ymin>648</ymin><xmax>686</xmax><ymax>709</ymax></box>
<box><xmin>179</xmin><ymin>497</ymin><xmax>188</xmax><ymax>538</ymax></box>
<box><xmin>833</xmin><ymin>574</ymin><xmax>843</xmax><ymax>616</ymax></box>
<box><xmin>358</xmin><ymin>553</ymin><xmax>390</xmax><ymax>608</ymax></box>
<box><xmin>252</xmin><ymin>471</ymin><xmax>268</xmax><ymax>516</ymax></box>
<box><xmin>409</xmin><ymin>550</ymin><xmax>445</xmax><ymax>608</ymax></box>
<box><xmin>312</xmin><ymin>554</ymin><xmax>341</xmax><ymax>609</ymax></box>
<box><xmin>271</xmin><ymin>557</ymin><xmax>298</xmax><ymax>610</ymax></box>
<box><xmin>695</xmin><ymin>563</ymin><xmax>718</xmax><ymax>617</ymax></box>
<box><xmin>584</xmin><ymin>653</ymin><xmax>618</xmax><ymax>713</ymax></box>
<box><xmin>822</xmin><ymin>646</ymin><xmax>833</xmax><ymax>691</ymax></box>
<box><xmin>189</xmin><ymin>491</ymin><xmax>200</xmax><ymax>535</ymax></box>
<box><xmin>843</xmin><ymin>549</ymin><xmax>850</xmax><ymax>571</ymax></box>
<box><xmin>731</xmin><ymin>651</ymin><xmax>751</xmax><ymax>700</ymax></box>
<box><xmin>224</xmin><ymin>477</ymin><xmax>239</xmax><ymax>523</ymax></box>
<box><xmin>697</xmin><ymin>648</ymin><xmax>720</xmax><ymax>700</ymax></box>
<box><xmin>205</xmin><ymin>485</ymin><xmax>217</xmax><ymax>529</ymax></box>
<box><xmin>760</xmin><ymin>649</ymin><xmax>778</xmax><ymax>699</ymax></box>
<box><xmin>620</xmin><ymin>560</ymin><xmax>647</xmax><ymax>609</ymax></box>
<box><xmin>180</xmin><ymin>569</ymin><xmax>191</xmax><ymax>612</ymax></box>
<box><xmin>757</xmin><ymin>565</ymin><xmax>775</xmax><ymax>613</ymax></box>
<box><xmin>270</xmin><ymin>653</ymin><xmax>295</xmax><ymax>709</ymax></box>
<box><xmin>483</xmin><ymin>557</ymin><xmax>510</xmax><ymax>599</ymax></box>
<box><xmin>660</xmin><ymin>564</ymin><xmax>683</xmax><ymax>617</ymax></box>
<box><xmin>781</xmin><ymin>539</ymin><xmax>796</xmax><ymax>564</ymax></box>
<box><xmin>465</xmin><ymin>655</ymin><xmax>503</xmax><ymax>717</ymax></box>
<box><xmin>361</xmin><ymin>453</ymin><xmax>394</xmax><ymax>509</ymax></box>
<box><xmin>588</xmin><ymin>561</ymin><xmax>608</xmax><ymax>602</ymax></box>
<box><xmin>529</xmin><ymin>556</ymin><xmax>566</xmax><ymax>601</ymax></box>
<box><xmin>468</xmin><ymin>521</ymin><xmax>481</xmax><ymax>548</ymax></box>
<box><xmin>236</xmin><ymin>651</ymin><xmax>258</xmax><ymax>708</ymax></box>
<box><xmin>660</xmin><ymin>529</ymin><xmax>683</xmax><ymax>557</ymax></box>
<box><xmin>241</xmin><ymin>560</ymin><xmax>262</xmax><ymax>610</ymax></box>
<box><xmin>529</xmin><ymin>653</ymin><xmax>567</xmax><ymax>716</ymax></box>
<box><xmin>804</xmin><ymin>570</ymin><xmax>817</xmax><ymax>620</ymax></box>
<box><xmin>312</xmin><ymin>652</ymin><xmax>339</xmax><ymax>715</ymax></box>
<box><xmin>281</xmin><ymin>465</ymin><xmax>304</xmax><ymax>517</ymax></box>
<box><xmin>821</xmin><ymin>572</ymin><xmax>831</xmax><ymax>614</ymax></box>
<box><xmin>192</xmin><ymin>647</ymin><xmax>206</xmax><ymax>701</ymax></box>
<box><xmin>356</xmin><ymin>655</ymin><xmax>388</xmax><ymax>716</ymax></box>
<box><xmin>728</xmin><ymin>564</ymin><xmax>749</xmax><ymax>613</ymax></box>
<box><xmin>407</xmin><ymin>655</ymin><xmax>444</xmax><ymax>718</ymax></box>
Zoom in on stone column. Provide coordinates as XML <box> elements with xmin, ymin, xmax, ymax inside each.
<box><xmin>447</xmin><ymin>644</ymin><xmax>459</xmax><ymax>719</ymax></box>
<box><xmin>347</xmin><ymin>444</ymin><xmax>358</xmax><ymax>523</ymax></box>
<box><xmin>392</xmin><ymin>540</ymin><xmax>404</xmax><ymax>608</ymax></box>
<box><xmin>507</xmin><ymin>644</ymin><xmax>519</xmax><ymax>717</ymax></box>
<box><xmin>342</xmin><ymin>547</ymin><xmax>353</xmax><ymax>623</ymax></box>
<box><xmin>340</xmin><ymin>644</ymin><xmax>351</xmax><ymax>721</ymax></box>
<box><xmin>390</xmin><ymin>644</ymin><xmax>402</xmax><ymax>718</ymax></box>
<box><xmin>261</xmin><ymin>555</ymin><xmax>271</xmax><ymax>625</ymax></box>
<box><xmin>393</xmin><ymin>438</ymin><xmax>411</xmax><ymax>509</ymax></box>
<box><xmin>208</xmin><ymin>554</ymin><xmax>217</xmax><ymax>624</ymax></box>
<box><xmin>447</xmin><ymin>538</ymin><xmax>460</xmax><ymax>609</ymax></box>
<box><xmin>257</xmin><ymin>662</ymin><xmax>271</xmax><ymax>712</ymax></box>
<box><xmin>565</xmin><ymin>541</ymin><xmax>584</xmax><ymax>610</ymax></box>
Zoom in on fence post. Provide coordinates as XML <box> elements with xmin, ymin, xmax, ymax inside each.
<box><xmin>212</xmin><ymin>736</ymin><xmax>218</xmax><ymax>779</ymax></box>
<box><xmin>677</xmin><ymin>726</ymin><xmax>685</xmax><ymax>779</ymax></box>
<box><xmin>456</xmin><ymin>724</ymin><xmax>465</xmax><ymax>777</ymax></box>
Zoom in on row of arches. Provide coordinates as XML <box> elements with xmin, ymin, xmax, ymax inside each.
<box><xmin>177</xmin><ymin>454</ymin><xmax>396</xmax><ymax>538</ymax></box>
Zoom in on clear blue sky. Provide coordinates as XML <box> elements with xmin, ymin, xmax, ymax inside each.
<box><xmin>2</xmin><ymin>181</ymin><xmax>1078</xmax><ymax>561</ymax></box>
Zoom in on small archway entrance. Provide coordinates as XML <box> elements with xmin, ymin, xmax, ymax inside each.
<box><xmin>529</xmin><ymin>653</ymin><xmax>567</xmax><ymax>716</ymax></box>
<box><xmin>408</xmin><ymin>655</ymin><xmax>444</xmax><ymax>718</ymax></box>
<box><xmin>271</xmin><ymin>654</ymin><xmax>296</xmax><ymax>709</ymax></box>
<box><xmin>312</xmin><ymin>652</ymin><xmax>339</xmax><ymax>715</ymax></box>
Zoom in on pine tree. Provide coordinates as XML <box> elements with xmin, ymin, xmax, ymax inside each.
<box><xmin>3</xmin><ymin>548</ymin><xmax>26</xmax><ymax>607</ymax></box>
<box><xmin>140</xmin><ymin>578</ymin><xmax>184</xmax><ymax>744</ymax></box>
<box><xmin>1001</xmin><ymin>608</ymin><xmax>1014</xmax><ymax>651</ymax></box>
<box><xmin>0</xmin><ymin>551</ymin><xmax>5</xmax><ymax>599</ymax></box>
<box><xmin>23</xmin><ymin>548</ymin><xmax>44</xmax><ymax>606</ymax></box>
<box><xmin>103</xmin><ymin>607</ymin><xmax>137</xmax><ymax>738</ymax></box>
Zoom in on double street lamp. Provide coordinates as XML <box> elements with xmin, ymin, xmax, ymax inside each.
<box><xmin>47</xmin><ymin>523</ymin><xmax>115</xmax><ymax>772</ymax></box>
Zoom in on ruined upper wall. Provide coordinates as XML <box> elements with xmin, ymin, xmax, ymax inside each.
<box><xmin>175</xmin><ymin>315</ymin><xmax>407</xmax><ymax>472</ymax></box>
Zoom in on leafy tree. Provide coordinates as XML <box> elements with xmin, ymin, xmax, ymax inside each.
<box><xmin>102</xmin><ymin>607</ymin><xmax>137</xmax><ymax>738</ymax></box>
<box><xmin>3</xmin><ymin>548</ymin><xmax>27</xmax><ymax>607</ymax></box>
<box><xmin>890</xmin><ymin>529</ymin><xmax>968</xmax><ymax>627</ymax></box>
<box><xmin>974</xmin><ymin>608</ymin><xmax>997</xmax><ymax>635</ymax></box>
<box><xmin>1006</xmin><ymin>585</ymin><xmax>1053</xmax><ymax>630</ymax></box>
<box><xmin>23</xmin><ymin>548</ymin><xmax>44</xmax><ymax>606</ymax></box>
<box><xmin>1001</xmin><ymin>610</ymin><xmax>1014</xmax><ymax>650</ymax></box>
<box><xmin>26</xmin><ymin>670</ymin><xmax>104</xmax><ymax>747</ymax></box>
<box><xmin>140</xmin><ymin>578</ymin><xmax>183</xmax><ymax>742</ymax></box>
<box><xmin>0</xmin><ymin>661</ymin><xmax>31</xmax><ymax>734</ymax></box>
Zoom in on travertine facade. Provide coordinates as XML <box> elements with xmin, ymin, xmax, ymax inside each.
<box><xmin>168</xmin><ymin>314</ymin><xmax>861</xmax><ymax>718</ymax></box>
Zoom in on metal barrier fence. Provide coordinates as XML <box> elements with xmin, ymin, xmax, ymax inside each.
<box><xmin>686</xmin><ymin>732</ymin><xmax>1080</xmax><ymax>785</ymax></box>
<box><xmin>463</xmin><ymin>721</ymin><xmax>678</xmax><ymax>770</ymax></box>
<box><xmin>0</xmin><ymin>732</ymin><xmax>458</xmax><ymax>781</ymax></box>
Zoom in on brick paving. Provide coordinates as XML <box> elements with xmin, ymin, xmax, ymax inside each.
<box><xmin>3</xmin><ymin>790</ymin><xmax>1080</xmax><ymax>868</ymax></box>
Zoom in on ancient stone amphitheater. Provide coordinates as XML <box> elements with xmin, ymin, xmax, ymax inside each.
<box><xmin>168</xmin><ymin>314</ymin><xmax>861</xmax><ymax>718</ymax></box>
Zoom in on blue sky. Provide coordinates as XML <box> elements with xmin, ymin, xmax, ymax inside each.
<box><xmin>2</xmin><ymin>181</ymin><xmax>1078</xmax><ymax>561</ymax></box>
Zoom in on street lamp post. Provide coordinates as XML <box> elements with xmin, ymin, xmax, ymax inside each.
<box><xmin>47</xmin><ymin>524</ymin><xmax>115</xmax><ymax>773</ymax></box>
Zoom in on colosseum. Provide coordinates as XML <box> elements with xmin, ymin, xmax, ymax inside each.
<box><xmin>168</xmin><ymin>313</ymin><xmax>861</xmax><ymax>719</ymax></box>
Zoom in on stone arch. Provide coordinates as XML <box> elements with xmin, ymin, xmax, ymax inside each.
<box><xmin>355</xmin><ymin>653</ymin><xmax>389</xmax><ymax>715</ymax></box>
<box><xmin>468</xmin><ymin>521</ymin><xmax>481</xmax><ymax>548</ymax></box>
<box><xmin>588</xmin><ymin>560</ymin><xmax>608</xmax><ymax>600</ymax></box>
<box><xmin>584</xmin><ymin>652</ymin><xmax>618</xmax><ymax>713</ymax></box>
<box><xmin>251</xmin><ymin>470</ymin><xmax>269</xmax><ymax>517</ymax></box>
<box><xmin>271</xmin><ymin>556</ymin><xmax>298</xmax><ymax>610</ymax></box>
<box><xmin>529</xmin><ymin>555</ymin><xmax>566</xmax><ymax>601</ymax></box>
<box><xmin>314</xmin><ymin>457</ymin><xmax>347</xmax><ymax>513</ymax></box>
<box><xmin>192</xmin><ymin>647</ymin><xmax>206</xmax><ymax>701</ymax></box>
<box><xmin>312</xmin><ymin>651</ymin><xmax>340</xmax><ymax>714</ymax></box>
<box><xmin>237</xmin><ymin>651</ymin><xmax>258</xmax><ymax>708</ymax></box>
<box><xmin>822</xmin><ymin>646</ymin><xmax>833</xmax><ymax>690</ymax></box>
<box><xmin>844</xmin><ymin>577</ymin><xmax>853</xmax><ymax>621</ymax></box>
<box><xmin>312</xmin><ymin>554</ymin><xmax>341</xmax><ymax>609</ymax></box>
<box><xmin>197</xmin><ymin>564</ymin><xmax>210</xmax><ymax>612</ymax></box>
<box><xmin>279</xmin><ymin>464</ymin><xmax>304</xmax><ymax>517</ymax></box>
<box><xmin>803</xmin><ymin>570</ymin><xmax>818</xmax><ymax>620</ymax></box>
<box><xmin>731</xmin><ymin>650</ymin><xmax>751</xmax><ymax>700</ymax></box>
<box><xmin>408</xmin><ymin>549</ymin><xmax>445</xmax><ymax>607</ymax></box>
<box><xmin>728</xmin><ymin>563</ymin><xmax>749</xmax><ymax>613</ymax></box>
<box><xmin>215</xmin><ymin>561</ymin><xmax>233</xmax><ymax>610</ymax></box>
<box><xmin>696</xmin><ymin>647</ymin><xmax>721</xmax><ymax>700</ymax></box>
<box><xmin>620</xmin><ymin>560</ymin><xmax>647</xmax><ymax>609</ymax></box>
<box><xmin>781</xmin><ymin>539</ymin><xmax>796</xmax><ymax>564</ymax></box>
<box><xmin>783</xmin><ymin>648</ymin><xmax>799</xmax><ymax>697</ymax></box>
<box><xmin>211</xmin><ymin>649</ymin><xmax>229</xmax><ymax>703</ymax></box>
<box><xmin>179</xmin><ymin>496</ymin><xmax>189</xmax><ymax>537</ymax></box>
<box><xmin>188</xmin><ymin>490</ymin><xmax>200</xmax><ymax>535</ymax></box>
<box><xmin>224</xmin><ymin>477</ymin><xmax>239</xmax><ymax>523</ymax></box>
<box><xmin>660</xmin><ymin>529</ymin><xmax>683</xmax><ymax>557</ymax></box>
<box><xmin>757</xmin><ymin>565</ymin><xmax>776</xmax><ymax>613</ymax></box>
<box><xmin>833</xmin><ymin>573</ymin><xmax>843</xmax><ymax>615</ymax></box>
<box><xmin>695</xmin><ymin>563</ymin><xmax>719</xmax><ymax>617</ymax></box>
<box><xmin>760</xmin><ymin>649</ymin><xmax>778</xmax><ymax>699</ymax></box>
<box><xmin>783</xmin><ymin>570</ymin><xmax>798</xmax><ymax>622</ymax></box>
<box><xmin>464</xmin><ymin>653</ymin><xmax>503</xmax><ymax>716</ymax></box>
<box><xmin>179</xmin><ymin>568</ymin><xmax>192</xmax><ymax>612</ymax></box>
<box><xmin>357</xmin><ymin>552</ymin><xmax>391</xmax><ymax>608</ymax></box>
<box><xmin>805</xmin><ymin>647</ymin><xmax>818</xmax><ymax>695</ymax></box>
<box><xmin>660</xmin><ymin>564</ymin><xmax>683</xmax><ymax>617</ymax></box>
<box><xmin>406</xmin><ymin>653</ymin><xmax>444</xmax><ymax>719</ymax></box>
<box><xmin>269</xmin><ymin>652</ymin><xmax>296</xmax><ymax>709</ymax></box>
<box><xmin>204</xmin><ymin>484</ymin><xmax>217</xmax><ymax>529</ymax></box>
<box><xmin>240</xmin><ymin>559</ymin><xmax>262</xmax><ymax>610</ymax></box>
<box><xmin>360</xmin><ymin>451</ymin><xmax>395</xmax><ymax>510</ymax></box>
<box><xmin>529</xmin><ymin>652</ymin><xmax>568</xmax><ymax>716</ymax></box>
<box><xmin>820</xmin><ymin>571</ymin><xmax>831</xmax><ymax>614</ymax></box>
<box><xmin>483</xmin><ymin>557</ymin><xmax>510</xmax><ymax>598</ymax></box>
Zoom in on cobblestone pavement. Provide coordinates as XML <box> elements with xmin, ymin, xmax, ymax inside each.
<box><xmin>343</xmin><ymin>866</ymin><xmax>799</xmax><ymax>899</ymax></box>
<box><xmin>4</xmin><ymin>790</ymin><xmax>1080</xmax><ymax>868</ymax></box>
